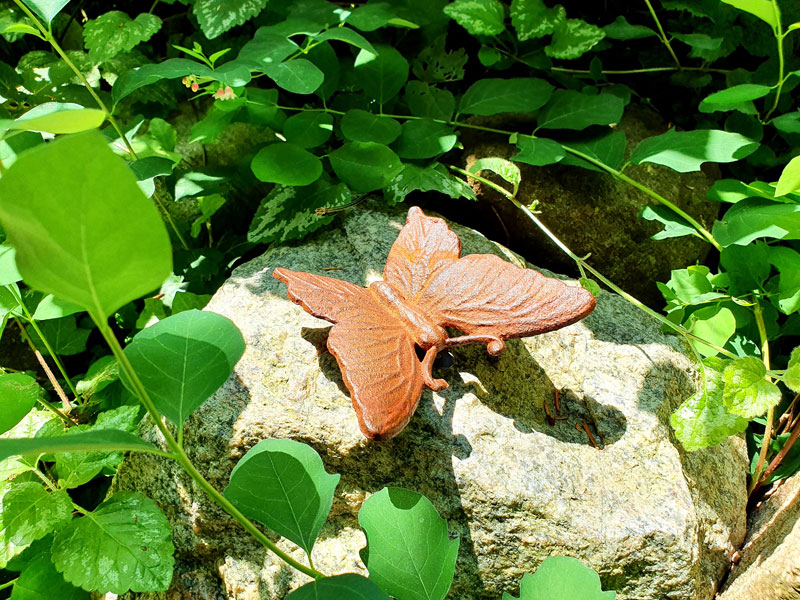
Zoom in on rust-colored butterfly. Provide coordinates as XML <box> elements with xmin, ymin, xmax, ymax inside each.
<box><xmin>274</xmin><ymin>207</ymin><xmax>596</xmax><ymax>440</ymax></box>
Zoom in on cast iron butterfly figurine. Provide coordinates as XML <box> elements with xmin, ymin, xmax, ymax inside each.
<box><xmin>274</xmin><ymin>207</ymin><xmax>596</xmax><ymax>441</ymax></box>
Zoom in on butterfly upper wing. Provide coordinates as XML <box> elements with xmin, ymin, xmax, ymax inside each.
<box><xmin>414</xmin><ymin>254</ymin><xmax>597</xmax><ymax>339</ymax></box>
<box><xmin>273</xmin><ymin>267</ymin><xmax>425</xmax><ymax>440</ymax></box>
<box><xmin>383</xmin><ymin>206</ymin><xmax>461</xmax><ymax>304</ymax></box>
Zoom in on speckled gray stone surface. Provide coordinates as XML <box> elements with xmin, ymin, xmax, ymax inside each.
<box><xmin>115</xmin><ymin>201</ymin><xmax>747</xmax><ymax>600</ymax></box>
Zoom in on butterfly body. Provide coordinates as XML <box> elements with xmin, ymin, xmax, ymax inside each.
<box><xmin>274</xmin><ymin>207</ymin><xmax>596</xmax><ymax>440</ymax></box>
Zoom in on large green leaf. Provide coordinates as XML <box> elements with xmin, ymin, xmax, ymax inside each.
<box><xmin>670</xmin><ymin>361</ymin><xmax>749</xmax><ymax>451</ymax></box>
<box><xmin>628</xmin><ymin>129</ymin><xmax>758</xmax><ymax>173</ymax></box>
<box><xmin>722</xmin><ymin>357</ymin><xmax>781</xmax><ymax>419</ymax></box>
<box><xmin>251</xmin><ymin>143</ymin><xmax>322</xmax><ymax>186</ymax></box>
<box><xmin>314</xmin><ymin>27</ymin><xmax>377</xmax><ymax>56</ymax></box>
<box><xmin>405</xmin><ymin>82</ymin><xmax>455</xmax><ymax>121</ymax></box>
<box><xmin>384</xmin><ymin>163</ymin><xmax>476</xmax><ymax>205</ymax></box>
<box><xmin>9</xmin><ymin>103</ymin><xmax>105</xmax><ymax>135</ymax></box>
<box><xmin>700</xmin><ymin>84</ymin><xmax>772</xmax><ymax>109</ymax></box>
<box><xmin>223</xmin><ymin>439</ymin><xmax>340</xmax><ymax>555</ymax></box>
<box><xmin>0</xmin><ymin>131</ymin><xmax>172</xmax><ymax>320</ymax></box>
<box><xmin>1</xmin><ymin>482</ymin><xmax>73</xmax><ymax>546</ymax></box>
<box><xmin>31</xmin><ymin>295</ymin><xmax>84</xmax><ymax>321</ymax></box>
<box><xmin>602</xmin><ymin>15</ymin><xmax>656</xmax><ymax>40</ymax></box>
<box><xmin>123</xmin><ymin>310</ymin><xmax>244</xmax><ymax>426</ymax></box>
<box><xmin>21</xmin><ymin>0</ymin><xmax>69</xmax><ymax>24</ymax></box>
<box><xmin>768</xmin><ymin>246</ymin><xmax>800</xmax><ymax>314</ymax></box>
<box><xmin>283</xmin><ymin>112</ymin><xmax>333</xmax><ymax>148</ymax></box>
<box><xmin>0</xmin><ymin>374</ymin><xmax>39</xmax><ymax>435</ymax></box>
<box><xmin>712</xmin><ymin>198</ymin><xmax>800</xmax><ymax>246</ymax></box>
<box><xmin>359</xmin><ymin>487</ymin><xmax>459</xmax><ymax>600</ymax></box>
<box><xmin>546</xmin><ymin>18</ymin><xmax>606</xmax><ymax>59</ymax></box>
<box><xmin>0</xmin><ymin>430</ymin><xmax>158</xmax><ymax>463</ymax></box>
<box><xmin>51</xmin><ymin>492</ymin><xmax>174</xmax><ymax>593</ymax></box>
<box><xmin>266</xmin><ymin>59</ymin><xmax>324</xmax><ymax>94</ymax></box>
<box><xmin>503</xmin><ymin>556</ymin><xmax>616</xmax><ymax>599</ymax></box>
<box><xmin>10</xmin><ymin>552</ymin><xmax>90</xmax><ymax>600</ymax></box>
<box><xmin>536</xmin><ymin>90</ymin><xmax>624</xmax><ymax>130</ymax></box>
<box><xmin>688</xmin><ymin>306</ymin><xmax>736</xmax><ymax>358</ymax></box>
<box><xmin>341</xmin><ymin>110</ymin><xmax>402</xmax><ymax>144</ymax></box>
<box><xmin>720</xmin><ymin>0</ymin><xmax>779</xmax><ymax>29</ymax></box>
<box><xmin>27</xmin><ymin>315</ymin><xmax>89</xmax><ymax>356</ymax></box>
<box><xmin>248</xmin><ymin>179</ymin><xmax>351</xmax><ymax>244</ymax></box>
<box><xmin>354</xmin><ymin>45</ymin><xmax>408</xmax><ymax>104</ymax></box>
<box><xmin>286</xmin><ymin>574</ymin><xmax>390</xmax><ymax>600</ymax></box>
<box><xmin>83</xmin><ymin>11</ymin><xmax>162</xmax><ymax>63</ymax></box>
<box><xmin>560</xmin><ymin>130</ymin><xmax>627</xmax><ymax>171</ymax></box>
<box><xmin>329</xmin><ymin>142</ymin><xmax>404</xmax><ymax>193</ymax></box>
<box><xmin>510</xmin><ymin>0</ymin><xmax>566</xmax><ymax>40</ymax></box>
<box><xmin>512</xmin><ymin>136</ymin><xmax>565</xmax><ymax>166</ymax></box>
<box><xmin>193</xmin><ymin>0</ymin><xmax>267</xmax><ymax>39</ymax></box>
<box><xmin>459</xmin><ymin>78</ymin><xmax>553</xmax><ymax>116</ymax></box>
<box><xmin>393</xmin><ymin>120</ymin><xmax>457</xmax><ymax>159</ymax></box>
<box><xmin>775</xmin><ymin>155</ymin><xmax>800</xmax><ymax>197</ymax></box>
<box><xmin>443</xmin><ymin>0</ymin><xmax>505</xmax><ymax>36</ymax></box>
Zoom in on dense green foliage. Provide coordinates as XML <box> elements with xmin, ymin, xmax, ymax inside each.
<box><xmin>0</xmin><ymin>0</ymin><xmax>798</xmax><ymax>597</ymax></box>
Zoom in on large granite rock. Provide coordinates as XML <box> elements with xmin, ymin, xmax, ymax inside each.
<box><xmin>718</xmin><ymin>472</ymin><xmax>800</xmax><ymax>600</ymax></box>
<box><xmin>420</xmin><ymin>105</ymin><xmax>719</xmax><ymax>307</ymax></box>
<box><xmin>115</xmin><ymin>202</ymin><xmax>747</xmax><ymax>600</ymax></box>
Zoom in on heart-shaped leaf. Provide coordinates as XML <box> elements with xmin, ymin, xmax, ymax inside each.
<box><xmin>503</xmin><ymin>556</ymin><xmax>616</xmax><ymax>599</ymax></box>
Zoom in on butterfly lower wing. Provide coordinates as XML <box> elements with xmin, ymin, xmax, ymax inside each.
<box><xmin>273</xmin><ymin>267</ymin><xmax>425</xmax><ymax>440</ymax></box>
<box><xmin>383</xmin><ymin>207</ymin><xmax>461</xmax><ymax>304</ymax></box>
<box><xmin>416</xmin><ymin>254</ymin><xmax>596</xmax><ymax>339</ymax></box>
<box><xmin>328</xmin><ymin>322</ymin><xmax>425</xmax><ymax>440</ymax></box>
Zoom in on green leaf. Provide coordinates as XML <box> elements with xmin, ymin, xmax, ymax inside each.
<box><xmin>21</xmin><ymin>0</ymin><xmax>69</xmax><ymax>24</ymax></box>
<box><xmin>267</xmin><ymin>59</ymin><xmax>324</xmax><ymax>94</ymax></box>
<box><xmin>602</xmin><ymin>15</ymin><xmax>656</xmax><ymax>40</ymax></box>
<box><xmin>784</xmin><ymin>347</ymin><xmax>800</xmax><ymax>392</ymax></box>
<box><xmin>354</xmin><ymin>45</ymin><xmax>409</xmax><ymax>104</ymax></box>
<box><xmin>628</xmin><ymin>129</ymin><xmax>759</xmax><ymax>173</ymax></box>
<box><xmin>0</xmin><ymin>374</ymin><xmax>39</xmax><ymax>435</ymax></box>
<box><xmin>341</xmin><ymin>109</ymin><xmax>402</xmax><ymax>144</ymax></box>
<box><xmin>51</xmin><ymin>491</ymin><xmax>174</xmax><ymax>593</ymax></box>
<box><xmin>775</xmin><ymin>155</ymin><xmax>800</xmax><ymax>197</ymax></box>
<box><xmin>251</xmin><ymin>143</ymin><xmax>322</xmax><ymax>186</ymax></box>
<box><xmin>190</xmin><ymin>194</ymin><xmax>226</xmax><ymax>238</ymax></box>
<box><xmin>706</xmin><ymin>179</ymin><xmax>756</xmax><ymax>203</ymax></box>
<box><xmin>329</xmin><ymin>142</ymin><xmax>404</xmax><ymax>193</ymax></box>
<box><xmin>286</xmin><ymin>574</ymin><xmax>390</xmax><ymax>600</ymax></box>
<box><xmin>712</xmin><ymin>198</ymin><xmax>800</xmax><ymax>246</ymax></box>
<box><xmin>172</xmin><ymin>292</ymin><xmax>212</xmax><ymax>314</ymax></box>
<box><xmin>512</xmin><ymin>136</ymin><xmax>565</xmax><ymax>166</ymax></box>
<box><xmin>359</xmin><ymin>487</ymin><xmax>458</xmax><ymax>600</ymax></box>
<box><xmin>27</xmin><ymin>316</ymin><xmax>89</xmax><ymax>356</ymax></box>
<box><xmin>248</xmin><ymin>180</ymin><xmax>351</xmax><ymax>244</ymax></box>
<box><xmin>0</xmin><ymin>244</ymin><xmax>22</xmax><ymax>286</ymax></box>
<box><xmin>510</xmin><ymin>0</ymin><xmax>566</xmax><ymax>40</ymax></box>
<box><xmin>771</xmin><ymin>112</ymin><xmax>800</xmax><ymax>134</ymax></box>
<box><xmin>768</xmin><ymin>246</ymin><xmax>800</xmax><ymax>314</ymax></box>
<box><xmin>443</xmin><ymin>0</ymin><xmax>505</xmax><ymax>36</ymax></box>
<box><xmin>459</xmin><ymin>78</ymin><xmax>553</xmax><ymax>116</ymax></box>
<box><xmin>393</xmin><ymin>120</ymin><xmax>457</xmax><ymax>159</ymax></box>
<box><xmin>384</xmin><ymin>163</ymin><xmax>476</xmax><ymax>205</ymax></box>
<box><xmin>470</xmin><ymin>157</ymin><xmax>521</xmax><ymax>191</ymax></box>
<box><xmin>662</xmin><ymin>266</ymin><xmax>721</xmax><ymax>305</ymax></box>
<box><xmin>0</xmin><ymin>430</ymin><xmax>158</xmax><ymax>463</ymax></box>
<box><xmin>536</xmin><ymin>90</ymin><xmax>624</xmax><ymax>130</ymax></box>
<box><xmin>670</xmin><ymin>363</ymin><xmax>749</xmax><ymax>451</ymax></box>
<box><xmin>641</xmin><ymin>205</ymin><xmax>700</xmax><ymax>240</ymax></box>
<box><xmin>546</xmin><ymin>18</ymin><xmax>606</xmax><ymax>60</ymax></box>
<box><xmin>193</xmin><ymin>0</ymin><xmax>267</xmax><ymax>39</ymax></box>
<box><xmin>0</xmin><ymin>131</ymin><xmax>171</xmax><ymax>320</ymax></box>
<box><xmin>32</xmin><ymin>295</ymin><xmax>84</xmax><ymax>321</ymax></box>
<box><xmin>700</xmin><ymin>84</ymin><xmax>772</xmax><ymax>108</ymax></box>
<box><xmin>123</xmin><ymin>310</ymin><xmax>244</xmax><ymax>426</ymax></box>
<box><xmin>75</xmin><ymin>356</ymin><xmax>117</xmax><ymax>399</ymax></box>
<box><xmin>224</xmin><ymin>439</ymin><xmax>339</xmax><ymax>555</ymax></box>
<box><xmin>314</xmin><ymin>27</ymin><xmax>377</xmax><ymax>56</ymax></box>
<box><xmin>83</xmin><ymin>11</ymin><xmax>162</xmax><ymax>63</ymax></box>
<box><xmin>503</xmin><ymin>556</ymin><xmax>616</xmax><ymax>600</ymax></box>
<box><xmin>689</xmin><ymin>306</ymin><xmax>736</xmax><ymax>358</ymax></box>
<box><xmin>283</xmin><ymin>112</ymin><xmax>333</xmax><ymax>149</ymax></box>
<box><xmin>720</xmin><ymin>0</ymin><xmax>779</xmax><ymax>29</ymax></box>
<box><xmin>720</xmin><ymin>243</ymin><xmax>770</xmax><ymax>295</ymax></box>
<box><xmin>347</xmin><ymin>3</ymin><xmax>404</xmax><ymax>32</ymax></box>
<box><xmin>11</xmin><ymin>104</ymin><xmax>105</xmax><ymax>135</ymax></box>
<box><xmin>1</xmin><ymin>482</ymin><xmax>73</xmax><ymax>546</ymax></box>
<box><xmin>722</xmin><ymin>357</ymin><xmax>781</xmax><ymax>419</ymax></box>
<box><xmin>10</xmin><ymin>552</ymin><xmax>90</xmax><ymax>600</ymax></box>
<box><xmin>405</xmin><ymin>82</ymin><xmax>455</xmax><ymax>121</ymax></box>
<box><xmin>672</xmin><ymin>33</ymin><xmax>723</xmax><ymax>60</ymax></box>
<box><xmin>559</xmin><ymin>130</ymin><xmax>627</xmax><ymax>171</ymax></box>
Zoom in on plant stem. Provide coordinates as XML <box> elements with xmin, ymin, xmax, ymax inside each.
<box><xmin>11</xmin><ymin>0</ymin><xmax>138</xmax><ymax>159</ymax></box>
<box><xmin>448</xmin><ymin>164</ymin><xmax>739</xmax><ymax>360</ymax></box>
<box><xmin>550</xmin><ymin>66</ymin><xmax>732</xmax><ymax>75</ymax></box>
<box><xmin>93</xmin><ymin>316</ymin><xmax>324</xmax><ymax>580</ymax></box>
<box><xmin>0</xmin><ymin>579</ymin><xmax>18</xmax><ymax>591</ymax></box>
<box><xmin>643</xmin><ymin>0</ymin><xmax>682</xmax><ymax>69</ymax></box>
<box><xmin>763</xmin><ymin>11</ymin><xmax>785</xmax><ymax>122</ymax></box>
<box><xmin>749</xmin><ymin>301</ymin><xmax>774</xmax><ymax>495</ymax></box>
